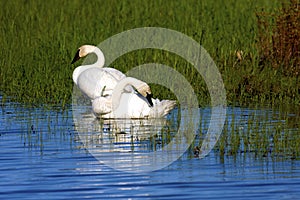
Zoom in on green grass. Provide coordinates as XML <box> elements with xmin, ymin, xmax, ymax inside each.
<box><xmin>213</xmin><ymin>109</ymin><xmax>300</xmax><ymax>159</ymax></box>
<box><xmin>0</xmin><ymin>0</ymin><xmax>298</xmax><ymax>108</ymax></box>
<box><xmin>182</xmin><ymin>105</ymin><xmax>300</xmax><ymax>159</ymax></box>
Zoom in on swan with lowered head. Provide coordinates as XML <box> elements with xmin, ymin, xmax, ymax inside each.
<box><xmin>92</xmin><ymin>77</ymin><xmax>176</xmax><ymax>119</ymax></box>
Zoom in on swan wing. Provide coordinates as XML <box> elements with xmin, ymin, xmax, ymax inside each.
<box><xmin>102</xmin><ymin>67</ymin><xmax>126</xmax><ymax>80</ymax></box>
<box><xmin>103</xmin><ymin>67</ymin><xmax>134</xmax><ymax>93</ymax></box>
<box><xmin>126</xmin><ymin>93</ymin><xmax>152</xmax><ymax>118</ymax></box>
<box><xmin>77</xmin><ymin>68</ymin><xmax>119</xmax><ymax>99</ymax></box>
<box><xmin>125</xmin><ymin>96</ymin><xmax>176</xmax><ymax>118</ymax></box>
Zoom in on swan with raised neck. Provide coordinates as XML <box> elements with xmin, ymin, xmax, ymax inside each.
<box><xmin>71</xmin><ymin>45</ymin><xmax>105</xmax><ymax>85</ymax></box>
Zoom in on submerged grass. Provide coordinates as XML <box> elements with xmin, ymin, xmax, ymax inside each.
<box><xmin>1</xmin><ymin>0</ymin><xmax>298</xmax><ymax>108</ymax></box>
<box><xmin>213</xmin><ymin>109</ymin><xmax>300</xmax><ymax>159</ymax></box>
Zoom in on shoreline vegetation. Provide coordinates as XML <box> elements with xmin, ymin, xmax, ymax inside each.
<box><xmin>0</xmin><ymin>0</ymin><xmax>299</xmax><ymax>110</ymax></box>
<box><xmin>0</xmin><ymin>0</ymin><xmax>299</xmax><ymax>159</ymax></box>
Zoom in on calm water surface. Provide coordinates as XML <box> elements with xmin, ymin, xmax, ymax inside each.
<box><xmin>0</xmin><ymin>100</ymin><xmax>299</xmax><ymax>199</ymax></box>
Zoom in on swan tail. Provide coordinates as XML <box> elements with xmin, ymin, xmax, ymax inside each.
<box><xmin>150</xmin><ymin>100</ymin><xmax>176</xmax><ymax>117</ymax></box>
<box><xmin>161</xmin><ymin>100</ymin><xmax>177</xmax><ymax>116</ymax></box>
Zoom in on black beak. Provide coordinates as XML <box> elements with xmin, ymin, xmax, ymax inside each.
<box><xmin>71</xmin><ymin>49</ymin><xmax>80</xmax><ymax>64</ymax></box>
<box><xmin>146</xmin><ymin>93</ymin><xmax>153</xmax><ymax>107</ymax></box>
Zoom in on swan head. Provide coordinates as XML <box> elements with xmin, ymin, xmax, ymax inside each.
<box><xmin>137</xmin><ymin>84</ymin><xmax>153</xmax><ymax>107</ymax></box>
<box><xmin>71</xmin><ymin>45</ymin><xmax>100</xmax><ymax>64</ymax></box>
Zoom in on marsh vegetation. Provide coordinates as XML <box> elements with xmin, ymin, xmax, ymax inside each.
<box><xmin>0</xmin><ymin>1</ymin><xmax>299</xmax><ymax>158</ymax></box>
<box><xmin>0</xmin><ymin>0</ymin><xmax>298</xmax><ymax>107</ymax></box>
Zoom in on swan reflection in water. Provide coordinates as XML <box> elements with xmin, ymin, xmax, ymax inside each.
<box><xmin>74</xmin><ymin>112</ymin><xmax>178</xmax><ymax>154</ymax></box>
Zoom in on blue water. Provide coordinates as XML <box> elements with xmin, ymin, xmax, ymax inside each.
<box><xmin>0</xmin><ymin>101</ymin><xmax>299</xmax><ymax>199</ymax></box>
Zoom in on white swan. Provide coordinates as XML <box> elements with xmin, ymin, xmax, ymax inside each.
<box><xmin>71</xmin><ymin>44</ymin><xmax>176</xmax><ymax>118</ymax></box>
<box><xmin>92</xmin><ymin>77</ymin><xmax>176</xmax><ymax>119</ymax></box>
<box><xmin>71</xmin><ymin>45</ymin><xmax>132</xmax><ymax>99</ymax></box>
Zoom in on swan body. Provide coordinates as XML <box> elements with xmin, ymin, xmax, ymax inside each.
<box><xmin>76</xmin><ymin>67</ymin><xmax>127</xmax><ymax>99</ymax></box>
<box><xmin>93</xmin><ymin>95</ymin><xmax>177</xmax><ymax>119</ymax></box>
<box><xmin>92</xmin><ymin>77</ymin><xmax>176</xmax><ymax>119</ymax></box>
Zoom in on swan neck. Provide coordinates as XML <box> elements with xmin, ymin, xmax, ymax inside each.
<box><xmin>121</xmin><ymin>77</ymin><xmax>144</xmax><ymax>89</ymax></box>
<box><xmin>111</xmin><ymin>77</ymin><xmax>142</xmax><ymax>110</ymax></box>
<box><xmin>72</xmin><ymin>46</ymin><xmax>105</xmax><ymax>85</ymax></box>
<box><xmin>93</xmin><ymin>47</ymin><xmax>105</xmax><ymax>68</ymax></box>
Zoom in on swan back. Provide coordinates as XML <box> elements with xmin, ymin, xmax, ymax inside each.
<box><xmin>78</xmin><ymin>68</ymin><xmax>120</xmax><ymax>99</ymax></box>
<box><xmin>93</xmin><ymin>93</ymin><xmax>176</xmax><ymax>119</ymax></box>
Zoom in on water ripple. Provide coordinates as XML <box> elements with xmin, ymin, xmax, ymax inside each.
<box><xmin>0</xmin><ymin>101</ymin><xmax>299</xmax><ymax>199</ymax></box>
